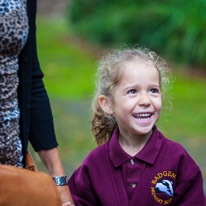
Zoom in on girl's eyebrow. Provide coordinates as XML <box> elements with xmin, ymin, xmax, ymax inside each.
<box><xmin>122</xmin><ymin>84</ymin><xmax>137</xmax><ymax>90</ymax></box>
<box><xmin>149</xmin><ymin>84</ymin><xmax>160</xmax><ymax>88</ymax></box>
<box><xmin>123</xmin><ymin>83</ymin><xmax>160</xmax><ymax>89</ymax></box>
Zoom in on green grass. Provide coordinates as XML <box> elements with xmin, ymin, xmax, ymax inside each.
<box><xmin>35</xmin><ymin>16</ymin><xmax>206</xmax><ymax>192</ymax></box>
<box><xmin>158</xmin><ymin>73</ymin><xmax>206</xmax><ymax>139</ymax></box>
<box><xmin>36</xmin><ymin>17</ymin><xmax>96</xmax><ymax>99</ymax></box>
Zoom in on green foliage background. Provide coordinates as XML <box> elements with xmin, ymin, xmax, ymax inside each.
<box><xmin>33</xmin><ymin>17</ymin><xmax>206</xmax><ymax>193</ymax></box>
<box><xmin>68</xmin><ymin>0</ymin><xmax>206</xmax><ymax>68</ymax></box>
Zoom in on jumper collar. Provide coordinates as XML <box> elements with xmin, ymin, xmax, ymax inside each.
<box><xmin>109</xmin><ymin>126</ymin><xmax>162</xmax><ymax>167</ymax></box>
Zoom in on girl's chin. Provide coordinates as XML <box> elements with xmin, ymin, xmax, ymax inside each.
<box><xmin>132</xmin><ymin>125</ymin><xmax>154</xmax><ymax>137</ymax></box>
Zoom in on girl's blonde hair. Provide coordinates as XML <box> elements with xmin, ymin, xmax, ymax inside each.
<box><xmin>92</xmin><ymin>47</ymin><xmax>171</xmax><ymax>145</ymax></box>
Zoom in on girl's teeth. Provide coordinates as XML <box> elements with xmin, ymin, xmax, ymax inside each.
<box><xmin>134</xmin><ymin>113</ymin><xmax>152</xmax><ymax>121</ymax></box>
<box><xmin>135</xmin><ymin>113</ymin><xmax>151</xmax><ymax>118</ymax></box>
<box><xmin>139</xmin><ymin>118</ymin><xmax>150</xmax><ymax>121</ymax></box>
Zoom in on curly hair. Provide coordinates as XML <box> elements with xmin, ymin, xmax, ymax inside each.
<box><xmin>91</xmin><ymin>47</ymin><xmax>172</xmax><ymax>145</ymax></box>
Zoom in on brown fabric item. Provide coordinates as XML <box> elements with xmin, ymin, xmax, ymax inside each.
<box><xmin>0</xmin><ymin>152</ymin><xmax>62</xmax><ymax>206</ymax></box>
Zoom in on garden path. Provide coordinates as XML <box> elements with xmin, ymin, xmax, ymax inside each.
<box><xmin>37</xmin><ymin>0</ymin><xmax>70</xmax><ymax>16</ymax></box>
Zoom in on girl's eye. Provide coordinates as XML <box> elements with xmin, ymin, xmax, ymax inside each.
<box><xmin>128</xmin><ymin>89</ymin><xmax>137</xmax><ymax>94</ymax></box>
<box><xmin>150</xmin><ymin>88</ymin><xmax>160</xmax><ymax>94</ymax></box>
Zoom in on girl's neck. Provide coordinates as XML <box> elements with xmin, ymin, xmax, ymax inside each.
<box><xmin>118</xmin><ymin>130</ymin><xmax>152</xmax><ymax>156</ymax></box>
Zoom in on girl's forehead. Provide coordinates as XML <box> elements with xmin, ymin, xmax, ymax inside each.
<box><xmin>120</xmin><ymin>59</ymin><xmax>159</xmax><ymax>77</ymax></box>
<box><xmin>123</xmin><ymin>58</ymin><xmax>154</xmax><ymax>68</ymax></box>
<box><xmin>115</xmin><ymin>59</ymin><xmax>160</xmax><ymax>86</ymax></box>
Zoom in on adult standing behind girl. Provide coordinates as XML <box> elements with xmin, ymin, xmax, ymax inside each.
<box><xmin>68</xmin><ymin>48</ymin><xmax>206</xmax><ymax>205</ymax></box>
<box><xmin>0</xmin><ymin>0</ymin><xmax>74</xmax><ymax>205</ymax></box>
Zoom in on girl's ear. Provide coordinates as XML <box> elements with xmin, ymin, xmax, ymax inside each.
<box><xmin>99</xmin><ymin>95</ymin><xmax>113</xmax><ymax>115</ymax></box>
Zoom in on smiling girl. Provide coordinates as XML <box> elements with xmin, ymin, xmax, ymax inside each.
<box><xmin>68</xmin><ymin>48</ymin><xmax>206</xmax><ymax>206</ymax></box>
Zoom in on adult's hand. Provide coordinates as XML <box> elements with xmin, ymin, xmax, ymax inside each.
<box><xmin>57</xmin><ymin>185</ymin><xmax>75</xmax><ymax>206</ymax></box>
<box><xmin>37</xmin><ymin>148</ymin><xmax>75</xmax><ymax>205</ymax></box>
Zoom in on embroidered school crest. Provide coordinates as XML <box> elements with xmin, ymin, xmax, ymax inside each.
<box><xmin>151</xmin><ymin>171</ymin><xmax>176</xmax><ymax>205</ymax></box>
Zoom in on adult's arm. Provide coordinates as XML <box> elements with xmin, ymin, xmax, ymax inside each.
<box><xmin>38</xmin><ymin>148</ymin><xmax>74</xmax><ymax>205</ymax></box>
<box><xmin>27</xmin><ymin>0</ymin><xmax>74</xmax><ymax>204</ymax></box>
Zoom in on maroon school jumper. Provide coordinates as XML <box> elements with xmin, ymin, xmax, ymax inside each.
<box><xmin>68</xmin><ymin>126</ymin><xmax>206</xmax><ymax>206</ymax></box>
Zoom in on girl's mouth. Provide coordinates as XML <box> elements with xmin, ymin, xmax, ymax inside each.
<box><xmin>133</xmin><ymin>113</ymin><xmax>153</xmax><ymax>122</ymax></box>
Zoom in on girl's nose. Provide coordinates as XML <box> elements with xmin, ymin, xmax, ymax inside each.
<box><xmin>138</xmin><ymin>93</ymin><xmax>151</xmax><ymax>106</ymax></box>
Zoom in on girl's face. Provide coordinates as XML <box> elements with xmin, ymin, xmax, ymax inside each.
<box><xmin>110</xmin><ymin>60</ymin><xmax>162</xmax><ymax>140</ymax></box>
